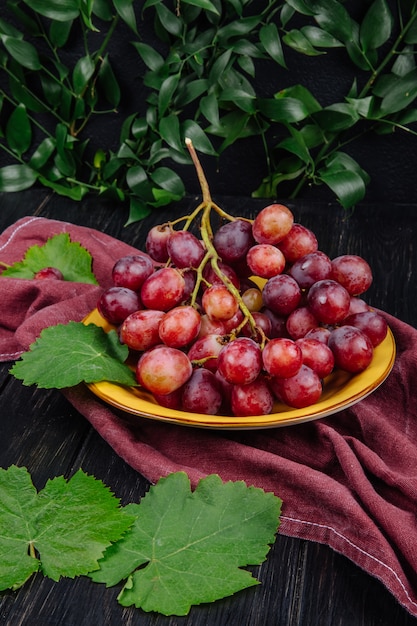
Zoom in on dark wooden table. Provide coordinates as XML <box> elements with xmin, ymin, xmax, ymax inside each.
<box><xmin>1</xmin><ymin>190</ymin><xmax>417</xmax><ymax>626</ymax></box>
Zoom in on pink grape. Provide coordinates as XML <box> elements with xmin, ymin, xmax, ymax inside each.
<box><xmin>262</xmin><ymin>308</ymin><xmax>289</xmax><ymax>338</ymax></box>
<box><xmin>307</xmin><ymin>279</ymin><xmax>351</xmax><ymax>325</ymax></box>
<box><xmin>112</xmin><ymin>254</ymin><xmax>154</xmax><ymax>291</ymax></box>
<box><xmin>181</xmin><ymin>368</ymin><xmax>223</xmax><ymax>414</ymax></box>
<box><xmin>158</xmin><ymin>305</ymin><xmax>201</xmax><ymax>348</ymax></box>
<box><xmin>241</xmin><ymin>311</ymin><xmax>273</xmax><ymax>341</ymax></box>
<box><xmin>167</xmin><ymin>230</ymin><xmax>205</xmax><ymax>269</ymax></box>
<box><xmin>145</xmin><ymin>224</ymin><xmax>172</xmax><ymax>262</ymax></box>
<box><xmin>347</xmin><ymin>296</ymin><xmax>370</xmax><ymax>315</ymax></box>
<box><xmin>97</xmin><ymin>286</ymin><xmax>141</xmax><ymax>325</ymax></box>
<box><xmin>277</xmin><ymin>223</ymin><xmax>318</xmax><ymax>263</ymax></box>
<box><xmin>202</xmin><ymin>284</ymin><xmax>239</xmax><ymax>321</ymax></box>
<box><xmin>289</xmin><ymin>250</ymin><xmax>332</xmax><ymax>289</ymax></box>
<box><xmin>271</xmin><ymin>365</ymin><xmax>323</xmax><ymax>408</ymax></box>
<box><xmin>295</xmin><ymin>337</ymin><xmax>335</xmax><ymax>378</ymax></box>
<box><xmin>328</xmin><ymin>325</ymin><xmax>374</xmax><ymax>373</ymax></box>
<box><xmin>34</xmin><ymin>267</ymin><xmax>64</xmax><ymax>280</ymax></box>
<box><xmin>120</xmin><ymin>309</ymin><xmax>165</xmax><ymax>352</ymax></box>
<box><xmin>262</xmin><ymin>337</ymin><xmax>303</xmax><ymax>378</ymax></box>
<box><xmin>136</xmin><ymin>345</ymin><xmax>192</xmax><ymax>395</ymax></box>
<box><xmin>246</xmin><ymin>244</ymin><xmax>286</xmax><ymax>278</ymax></box>
<box><xmin>262</xmin><ymin>274</ymin><xmax>302</xmax><ymax>316</ymax></box>
<box><xmin>213</xmin><ymin>218</ymin><xmax>255</xmax><ymax>263</ymax></box>
<box><xmin>331</xmin><ymin>254</ymin><xmax>373</xmax><ymax>296</ymax></box>
<box><xmin>252</xmin><ymin>203</ymin><xmax>294</xmax><ymax>244</ymax></box>
<box><xmin>231</xmin><ymin>376</ymin><xmax>274</xmax><ymax>416</ymax></box>
<box><xmin>342</xmin><ymin>311</ymin><xmax>388</xmax><ymax>347</ymax></box>
<box><xmin>197</xmin><ymin>314</ymin><xmax>227</xmax><ymax>338</ymax></box>
<box><xmin>140</xmin><ymin>267</ymin><xmax>185</xmax><ymax>311</ymax></box>
<box><xmin>217</xmin><ymin>337</ymin><xmax>262</xmax><ymax>384</ymax></box>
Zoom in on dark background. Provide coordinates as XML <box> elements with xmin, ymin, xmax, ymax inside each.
<box><xmin>0</xmin><ymin>0</ymin><xmax>416</xmax><ymax>205</ymax></box>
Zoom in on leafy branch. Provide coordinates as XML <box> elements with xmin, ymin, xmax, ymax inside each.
<box><xmin>1</xmin><ymin>0</ymin><xmax>417</xmax><ymax>220</ymax></box>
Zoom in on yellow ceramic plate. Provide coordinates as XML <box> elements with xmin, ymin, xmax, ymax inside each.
<box><xmin>83</xmin><ymin>308</ymin><xmax>396</xmax><ymax>430</ymax></box>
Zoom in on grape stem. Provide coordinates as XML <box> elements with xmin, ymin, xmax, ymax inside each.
<box><xmin>185</xmin><ymin>138</ymin><xmax>267</xmax><ymax>347</ymax></box>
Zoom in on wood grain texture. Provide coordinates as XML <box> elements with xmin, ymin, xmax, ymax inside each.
<box><xmin>1</xmin><ymin>191</ymin><xmax>417</xmax><ymax>626</ymax></box>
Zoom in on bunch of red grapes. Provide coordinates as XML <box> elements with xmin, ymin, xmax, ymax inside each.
<box><xmin>97</xmin><ymin>202</ymin><xmax>388</xmax><ymax>417</ymax></box>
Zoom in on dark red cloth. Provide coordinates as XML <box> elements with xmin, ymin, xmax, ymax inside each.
<box><xmin>1</xmin><ymin>217</ymin><xmax>417</xmax><ymax>618</ymax></box>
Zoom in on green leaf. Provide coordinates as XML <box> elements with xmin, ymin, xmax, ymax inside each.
<box><xmin>132</xmin><ymin>42</ymin><xmax>164</xmax><ymax>71</ymax></box>
<box><xmin>312</xmin><ymin>103</ymin><xmax>359</xmax><ymax>131</ymax></box>
<box><xmin>113</xmin><ymin>0</ymin><xmax>138</xmax><ymax>33</ymax></box>
<box><xmin>97</xmin><ymin>55</ymin><xmax>121</xmax><ymax>108</ymax></box>
<box><xmin>49</xmin><ymin>19</ymin><xmax>73</xmax><ymax>48</ymax></box>
<box><xmin>300</xmin><ymin>25</ymin><xmax>343</xmax><ymax>48</ymax></box>
<box><xmin>283</xmin><ymin>29</ymin><xmax>325</xmax><ymax>56</ymax></box>
<box><xmin>1</xmin><ymin>232</ymin><xmax>98</xmax><ymax>283</ymax></box>
<box><xmin>181</xmin><ymin>119</ymin><xmax>217</xmax><ymax>155</ymax></box>
<box><xmin>379</xmin><ymin>69</ymin><xmax>417</xmax><ymax>114</ymax></box>
<box><xmin>310</xmin><ymin>0</ymin><xmax>355</xmax><ymax>43</ymax></box>
<box><xmin>258</xmin><ymin>96</ymin><xmax>311</xmax><ymax>123</ymax></box>
<box><xmin>200</xmin><ymin>93</ymin><xmax>220</xmax><ymax>125</ymax></box>
<box><xmin>0</xmin><ymin>164</ymin><xmax>37</xmax><ymax>192</ymax></box>
<box><xmin>72</xmin><ymin>55</ymin><xmax>95</xmax><ymax>94</ymax></box>
<box><xmin>159</xmin><ymin>114</ymin><xmax>182</xmax><ymax>151</ymax></box>
<box><xmin>29</xmin><ymin>137</ymin><xmax>56</xmax><ymax>169</ymax></box>
<box><xmin>125</xmin><ymin>195</ymin><xmax>152</xmax><ymax>226</ymax></box>
<box><xmin>10</xmin><ymin>322</ymin><xmax>137</xmax><ymax>388</ymax></box>
<box><xmin>158</xmin><ymin>74</ymin><xmax>180</xmax><ymax>116</ymax></box>
<box><xmin>259</xmin><ymin>23</ymin><xmax>286</xmax><ymax>67</ymax></box>
<box><xmin>150</xmin><ymin>166</ymin><xmax>185</xmax><ymax>196</ymax></box>
<box><xmin>0</xmin><ymin>466</ymin><xmax>135</xmax><ymax>590</ymax></box>
<box><xmin>22</xmin><ymin>0</ymin><xmax>80</xmax><ymax>21</ymax></box>
<box><xmin>1</xmin><ymin>35</ymin><xmax>41</xmax><ymax>70</ymax></box>
<box><xmin>182</xmin><ymin>0</ymin><xmax>220</xmax><ymax>14</ymax></box>
<box><xmin>37</xmin><ymin>176</ymin><xmax>89</xmax><ymax>200</ymax></box>
<box><xmin>91</xmin><ymin>472</ymin><xmax>281</xmax><ymax>616</ymax></box>
<box><xmin>318</xmin><ymin>153</ymin><xmax>368</xmax><ymax>209</ymax></box>
<box><xmin>360</xmin><ymin>0</ymin><xmax>393</xmax><ymax>52</ymax></box>
<box><xmin>5</xmin><ymin>104</ymin><xmax>32</xmax><ymax>156</ymax></box>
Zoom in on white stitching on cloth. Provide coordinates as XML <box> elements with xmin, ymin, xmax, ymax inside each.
<box><xmin>281</xmin><ymin>515</ymin><xmax>417</xmax><ymax>611</ymax></box>
<box><xmin>0</xmin><ymin>216</ymin><xmax>42</xmax><ymax>252</ymax></box>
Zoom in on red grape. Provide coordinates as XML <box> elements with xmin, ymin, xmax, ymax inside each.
<box><xmin>140</xmin><ymin>267</ymin><xmax>185</xmax><ymax>311</ymax></box>
<box><xmin>231</xmin><ymin>376</ymin><xmax>274</xmax><ymax>416</ymax></box>
<box><xmin>262</xmin><ymin>337</ymin><xmax>303</xmax><ymax>378</ymax></box>
<box><xmin>145</xmin><ymin>224</ymin><xmax>172</xmax><ymax>262</ymax></box>
<box><xmin>167</xmin><ymin>230</ymin><xmax>205</xmax><ymax>269</ymax></box>
<box><xmin>187</xmin><ymin>333</ymin><xmax>225</xmax><ymax>371</ymax></box>
<box><xmin>295</xmin><ymin>337</ymin><xmax>335</xmax><ymax>378</ymax></box>
<box><xmin>158</xmin><ymin>305</ymin><xmax>201</xmax><ymax>348</ymax></box>
<box><xmin>331</xmin><ymin>254</ymin><xmax>373</xmax><ymax>295</ymax></box>
<box><xmin>213</xmin><ymin>218</ymin><xmax>254</xmax><ymax>263</ymax></box>
<box><xmin>136</xmin><ymin>345</ymin><xmax>192</xmax><ymax>395</ymax></box>
<box><xmin>307</xmin><ymin>279</ymin><xmax>351</xmax><ymax>325</ymax></box>
<box><xmin>328</xmin><ymin>325</ymin><xmax>373</xmax><ymax>373</ymax></box>
<box><xmin>112</xmin><ymin>254</ymin><xmax>154</xmax><ymax>291</ymax></box>
<box><xmin>120</xmin><ymin>309</ymin><xmax>164</xmax><ymax>352</ymax></box>
<box><xmin>342</xmin><ymin>311</ymin><xmax>388</xmax><ymax>347</ymax></box>
<box><xmin>34</xmin><ymin>267</ymin><xmax>64</xmax><ymax>280</ymax></box>
<box><xmin>217</xmin><ymin>337</ymin><xmax>262</xmax><ymax>384</ymax></box>
<box><xmin>246</xmin><ymin>244</ymin><xmax>286</xmax><ymax>278</ymax></box>
<box><xmin>289</xmin><ymin>250</ymin><xmax>332</xmax><ymax>289</ymax></box>
<box><xmin>97</xmin><ymin>286</ymin><xmax>141</xmax><ymax>325</ymax></box>
<box><xmin>286</xmin><ymin>306</ymin><xmax>319</xmax><ymax>340</ymax></box>
<box><xmin>277</xmin><ymin>223</ymin><xmax>318</xmax><ymax>263</ymax></box>
<box><xmin>252</xmin><ymin>203</ymin><xmax>294</xmax><ymax>244</ymax></box>
<box><xmin>181</xmin><ymin>368</ymin><xmax>223</xmax><ymax>414</ymax></box>
<box><xmin>271</xmin><ymin>365</ymin><xmax>323</xmax><ymax>408</ymax></box>
<box><xmin>202</xmin><ymin>284</ymin><xmax>239</xmax><ymax>321</ymax></box>
<box><xmin>262</xmin><ymin>274</ymin><xmax>302</xmax><ymax>316</ymax></box>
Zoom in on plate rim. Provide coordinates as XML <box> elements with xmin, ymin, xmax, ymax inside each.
<box><xmin>83</xmin><ymin>308</ymin><xmax>396</xmax><ymax>430</ymax></box>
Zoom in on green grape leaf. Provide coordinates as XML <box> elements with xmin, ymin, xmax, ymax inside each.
<box><xmin>0</xmin><ymin>466</ymin><xmax>135</xmax><ymax>591</ymax></box>
<box><xmin>10</xmin><ymin>322</ymin><xmax>137</xmax><ymax>388</ymax></box>
<box><xmin>1</xmin><ymin>232</ymin><xmax>98</xmax><ymax>283</ymax></box>
<box><xmin>91</xmin><ymin>472</ymin><xmax>282</xmax><ymax>616</ymax></box>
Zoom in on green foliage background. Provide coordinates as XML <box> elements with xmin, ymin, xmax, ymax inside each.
<box><xmin>1</xmin><ymin>0</ymin><xmax>417</xmax><ymax>223</ymax></box>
